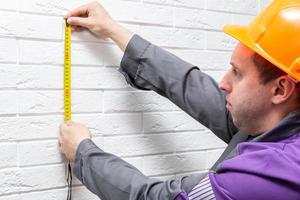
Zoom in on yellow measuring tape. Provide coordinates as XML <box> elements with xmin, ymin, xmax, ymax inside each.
<box><xmin>64</xmin><ymin>20</ymin><xmax>72</xmax><ymax>200</ymax></box>
<box><xmin>64</xmin><ymin>20</ymin><xmax>72</xmax><ymax>121</ymax></box>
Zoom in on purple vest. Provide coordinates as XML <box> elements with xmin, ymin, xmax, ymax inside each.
<box><xmin>210</xmin><ymin>133</ymin><xmax>300</xmax><ymax>199</ymax></box>
<box><xmin>175</xmin><ymin>133</ymin><xmax>300</xmax><ymax>200</ymax></box>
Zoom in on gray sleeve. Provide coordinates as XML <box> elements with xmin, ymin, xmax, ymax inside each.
<box><xmin>119</xmin><ymin>34</ymin><xmax>237</xmax><ymax>143</ymax></box>
<box><xmin>74</xmin><ymin>139</ymin><xmax>207</xmax><ymax>200</ymax></box>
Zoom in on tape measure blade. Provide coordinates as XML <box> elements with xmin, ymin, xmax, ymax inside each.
<box><xmin>64</xmin><ymin>20</ymin><xmax>72</xmax><ymax>121</ymax></box>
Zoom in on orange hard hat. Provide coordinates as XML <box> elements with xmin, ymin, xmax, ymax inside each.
<box><xmin>223</xmin><ymin>0</ymin><xmax>300</xmax><ymax>82</ymax></box>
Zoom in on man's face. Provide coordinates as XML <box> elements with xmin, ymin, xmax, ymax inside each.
<box><xmin>218</xmin><ymin>43</ymin><xmax>274</xmax><ymax>134</ymax></box>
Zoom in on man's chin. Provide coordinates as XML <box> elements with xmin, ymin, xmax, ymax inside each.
<box><xmin>225</xmin><ymin>103</ymin><xmax>232</xmax><ymax>111</ymax></box>
<box><xmin>231</xmin><ymin>114</ymin><xmax>240</xmax><ymax>129</ymax></box>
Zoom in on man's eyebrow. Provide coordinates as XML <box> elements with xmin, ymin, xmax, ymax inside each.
<box><xmin>230</xmin><ymin>62</ymin><xmax>241</xmax><ymax>71</ymax></box>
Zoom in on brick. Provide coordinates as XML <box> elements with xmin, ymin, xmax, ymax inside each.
<box><xmin>19</xmin><ymin>40</ymin><xmax>105</xmax><ymax>65</ymax></box>
<box><xmin>102</xmin><ymin>0</ymin><xmax>173</xmax><ymax>26</ymax></box>
<box><xmin>232</xmin><ymin>14</ymin><xmax>255</xmax><ymax>25</ymax></box>
<box><xmin>0</xmin><ymin>0</ymin><xmax>17</xmax><ymax>11</ymax></box>
<box><xmin>206</xmin><ymin>32</ymin><xmax>237</xmax><ymax>51</ymax></box>
<box><xmin>101</xmin><ymin>44</ymin><xmax>124</xmax><ymax>66</ymax></box>
<box><xmin>174</xmin><ymin>0</ymin><xmax>205</xmax><ymax>9</ymax></box>
<box><xmin>0</xmin><ymin>194</ymin><xmax>19</xmax><ymax>200</ymax></box>
<box><xmin>0</xmin><ymin>39</ymin><xmax>17</xmax><ymax>63</ymax></box>
<box><xmin>143</xmin><ymin>111</ymin><xmax>205</xmax><ymax>133</ymax></box>
<box><xmin>18</xmin><ymin>14</ymin><xmax>63</xmax><ymax>40</ymax></box>
<box><xmin>13</xmin><ymin>114</ymin><xmax>103</xmax><ymax>141</ymax></box>
<box><xmin>19</xmin><ymin>40</ymin><xmax>63</xmax><ymax>64</ymax></box>
<box><xmin>72</xmin><ymin>114</ymin><xmax>103</xmax><ymax>136</ymax></box>
<box><xmin>0</xmin><ymin>143</ymin><xmax>17</xmax><ymax>168</ymax></box>
<box><xmin>0</xmin><ymin>165</ymin><xmax>65</xmax><ymax>195</ymax></box>
<box><xmin>0</xmin><ymin>92</ymin><xmax>18</xmax><ymax>115</ymax></box>
<box><xmin>104</xmin><ymin>131</ymin><xmax>225</xmax><ymax>156</ymax></box>
<box><xmin>71</xmin><ymin>31</ymin><xmax>101</xmax><ymax>43</ymax></box>
<box><xmin>207</xmin><ymin>0</ymin><xmax>259</xmax><ymax>15</ymax></box>
<box><xmin>171</xmin><ymin>49</ymin><xmax>231</xmax><ymax>70</ymax></box>
<box><xmin>0</xmin><ymin>169</ymin><xmax>20</xmax><ymax>195</ymax></box>
<box><xmin>18</xmin><ymin>91</ymin><xmax>102</xmax><ymax>114</ymax></box>
<box><xmin>174</xmin><ymin>8</ymin><xmax>231</xmax><ymax>30</ymax></box>
<box><xmin>143</xmin><ymin>0</ymin><xmax>174</xmax><ymax>6</ymax></box>
<box><xmin>143</xmin><ymin>152</ymin><xmax>207</xmax><ymax>176</ymax></box>
<box><xmin>103</xmin><ymin>91</ymin><xmax>175</xmax><ymax>113</ymax></box>
<box><xmin>0</xmin><ymin>11</ymin><xmax>18</xmax><ymax>37</ymax></box>
<box><xmin>206</xmin><ymin>148</ymin><xmax>225</xmax><ymax>168</ymax></box>
<box><xmin>19</xmin><ymin>140</ymin><xmax>63</xmax><ymax>166</ymax></box>
<box><xmin>19</xmin><ymin>165</ymin><xmax>66</xmax><ymax>192</ymax></box>
<box><xmin>101</xmin><ymin>113</ymin><xmax>142</xmax><ymax>135</ymax></box>
<box><xmin>173</xmin><ymin>131</ymin><xmax>226</xmax><ymax>151</ymax></box>
<box><xmin>19</xmin><ymin>0</ymin><xmax>67</xmax><ymax>15</ymax></box>
<box><xmin>72</xmin><ymin>67</ymin><xmax>128</xmax><ymax>89</ymax></box>
<box><xmin>0</xmin><ymin>64</ymin><xmax>18</xmax><ymax>88</ymax></box>
<box><xmin>0</xmin><ymin>117</ymin><xmax>19</xmax><ymax>141</ymax></box>
<box><xmin>14</xmin><ymin>116</ymin><xmax>63</xmax><ymax>140</ymax></box>
<box><xmin>140</xmin><ymin>26</ymin><xmax>205</xmax><ymax>49</ymax></box>
<box><xmin>72</xmin><ymin>42</ymin><xmax>104</xmax><ymax>66</ymax></box>
<box><xmin>104</xmin><ymin>135</ymin><xmax>149</xmax><ymax>156</ymax></box>
<box><xmin>70</xmin><ymin>22</ymin><xmax>140</xmax><ymax>43</ymax></box>
<box><xmin>143</xmin><ymin>0</ymin><xmax>205</xmax><ymax>9</ymax></box>
<box><xmin>17</xmin><ymin>65</ymin><xmax>62</xmax><ymax>89</ymax></box>
<box><xmin>20</xmin><ymin>0</ymin><xmax>173</xmax><ymax>26</ymax></box>
<box><xmin>17</xmin><ymin>66</ymin><xmax>128</xmax><ymax>89</ymax></box>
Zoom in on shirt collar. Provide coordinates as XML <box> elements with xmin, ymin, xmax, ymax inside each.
<box><xmin>251</xmin><ymin>108</ymin><xmax>300</xmax><ymax>142</ymax></box>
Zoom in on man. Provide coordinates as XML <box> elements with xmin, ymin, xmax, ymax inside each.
<box><xmin>59</xmin><ymin>0</ymin><xmax>300</xmax><ymax>199</ymax></box>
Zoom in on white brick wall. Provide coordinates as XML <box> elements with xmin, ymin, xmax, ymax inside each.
<box><xmin>0</xmin><ymin>0</ymin><xmax>269</xmax><ymax>199</ymax></box>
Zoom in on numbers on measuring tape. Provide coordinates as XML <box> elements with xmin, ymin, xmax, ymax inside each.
<box><xmin>64</xmin><ymin>19</ymin><xmax>73</xmax><ymax>200</ymax></box>
<box><xmin>64</xmin><ymin>20</ymin><xmax>72</xmax><ymax>121</ymax></box>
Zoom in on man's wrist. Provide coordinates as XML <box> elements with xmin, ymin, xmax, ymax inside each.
<box><xmin>109</xmin><ymin>23</ymin><xmax>134</xmax><ymax>52</ymax></box>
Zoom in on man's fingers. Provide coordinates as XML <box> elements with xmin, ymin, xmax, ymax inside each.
<box><xmin>67</xmin><ymin>17</ymin><xmax>90</xmax><ymax>28</ymax></box>
<box><xmin>58</xmin><ymin>136</ymin><xmax>63</xmax><ymax>146</ymax></box>
<box><xmin>59</xmin><ymin>123</ymin><xmax>66</xmax><ymax>133</ymax></box>
<box><xmin>60</xmin><ymin>121</ymin><xmax>77</xmax><ymax>134</ymax></box>
<box><xmin>59</xmin><ymin>122</ymin><xmax>71</xmax><ymax>133</ymax></box>
<box><xmin>71</xmin><ymin>26</ymin><xmax>86</xmax><ymax>32</ymax></box>
<box><xmin>65</xmin><ymin>121</ymin><xmax>74</xmax><ymax>126</ymax></box>
<box><xmin>58</xmin><ymin>135</ymin><xmax>64</xmax><ymax>155</ymax></box>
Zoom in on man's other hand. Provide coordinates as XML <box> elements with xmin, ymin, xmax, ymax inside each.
<box><xmin>59</xmin><ymin>121</ymin><xmax>91</xmax><ymax>161</ymax></box>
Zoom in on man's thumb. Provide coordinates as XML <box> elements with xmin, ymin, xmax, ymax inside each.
<box><xmin>67</xmin><ymin>17</ymin><xmax>89</xmax><ymax>28</ymax></box>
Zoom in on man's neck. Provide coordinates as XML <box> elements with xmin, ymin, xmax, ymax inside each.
<box><xmin>250</xmin><ymin>107</ymin><xmax>299</xmax><ymax>136</ymax></box>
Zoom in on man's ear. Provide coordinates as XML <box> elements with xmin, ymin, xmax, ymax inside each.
<box><xmin>271</xmin><ymin>76</ymin><xmax>296</xmax><ymax>104</ymax></box>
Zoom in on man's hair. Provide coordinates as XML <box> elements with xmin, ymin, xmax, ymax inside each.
<box><xmin>251</xmin><ymin>53</ymin><xmax>285</xmax><ymax>84</ymax></box>
<box><xmin>252</xmin><ymin>53</ymin><xmax>300</xmax><ymax>103</ymax></box>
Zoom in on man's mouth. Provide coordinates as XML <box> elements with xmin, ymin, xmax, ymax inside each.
<box><xmin>226</xmin><ymin>103</ymin><xmax>231</xmax><ymax>110</ymax></box>
<box><xmin>225</xmin><ymin>99</ymin><xmax>232</xmax><ymax>110</ymax></box>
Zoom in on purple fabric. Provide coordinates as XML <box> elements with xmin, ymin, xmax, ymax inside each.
<box><xmin>175</xmin><ymin>192</ymin><xmax>189</xmax><ymax>200</ymax></box>
<box><xmin>209</xmin><ymin>133</ymin><xmax>300</xmax><ymax>200</ymax></box>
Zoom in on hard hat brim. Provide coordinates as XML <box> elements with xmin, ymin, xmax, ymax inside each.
<box><xmin>223</xmin><ymin>24</ymin><xmax>283</xmax><ymax>73</ymax></box>
<box><xmin>223</xmin><ymin>25</ymin><xmax>256</xmax><ymax>52</ymax></box>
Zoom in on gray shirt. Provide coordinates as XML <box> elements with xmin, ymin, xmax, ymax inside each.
<box><xmin>73</xmin><ymin>34</ymin><xmax>238</xmax><ymax>200</ymax></box>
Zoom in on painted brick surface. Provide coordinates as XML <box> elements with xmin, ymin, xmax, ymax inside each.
<box><xmin>0</xmin><ymin>0</ymin><xmax>264</xmax><ymax>199</ymax></box>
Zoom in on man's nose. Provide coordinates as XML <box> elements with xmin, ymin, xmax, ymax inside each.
<box><xmin>218</xmin><ymin>73</ymin><xmax>231</xmax><ymax>93</ymax></box>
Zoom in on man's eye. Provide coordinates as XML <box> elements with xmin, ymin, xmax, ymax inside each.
<box><xmin>232</xmin><ymin>67</ymin><xmax>242</xmax><ymax>78</ymax></box>
<box><xmin>232</xmin><ymin>67</ymin><xmax>238</xmax><ymax>75</ymax></box>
